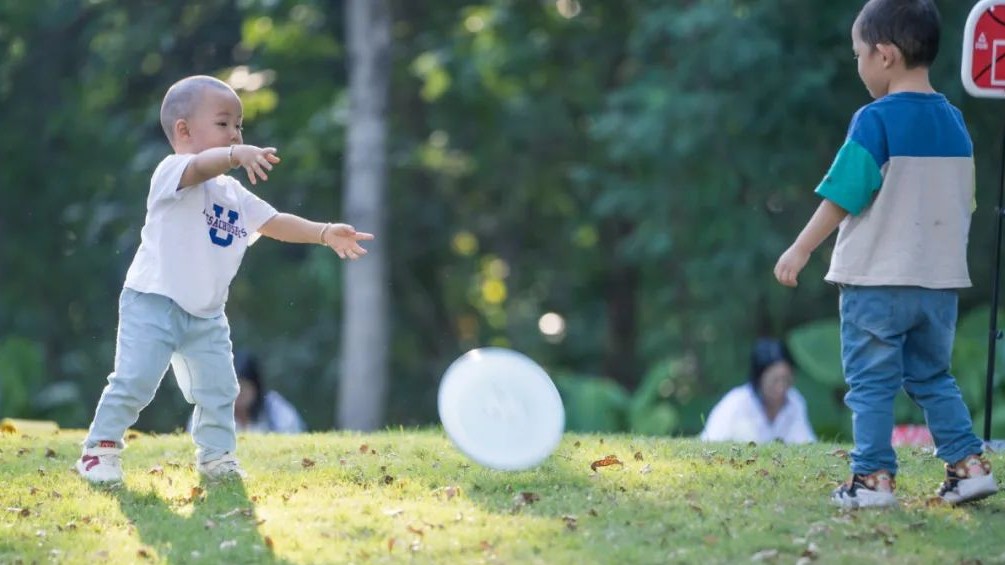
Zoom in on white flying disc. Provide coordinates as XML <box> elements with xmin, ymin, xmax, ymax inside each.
<box><xmin>438</xmin><ymin>347</ymin><xmax>565</xmax><ymax>471</ymax></box>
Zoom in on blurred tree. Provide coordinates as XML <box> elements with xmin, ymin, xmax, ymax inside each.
<box><xmin>339</xmin><ymin>0</ymin><xmax>391</xmax><ymax>430</ymax></box>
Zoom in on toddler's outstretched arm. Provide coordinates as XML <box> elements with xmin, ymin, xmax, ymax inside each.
<box><xmin>259</xmin><ymin>213</ymin><xmax>374</xmax><ymax>260</ymax></box>
<box><xmin>179</xmin><ymin>144</ymin><xmax>281</xmax><ymax>188</ymax></box>
<box><xmin>774</xmin><ymin>200</ymin><xmax>848</xmax><ymax>287</ymax></box>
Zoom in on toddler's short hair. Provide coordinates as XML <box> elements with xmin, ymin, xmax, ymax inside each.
<box><xmin>159</xmin><ymin>75</ymin><xmax>236</xmax><ymax>142</ymax></box>
<box><xmin>856</xmin><ymin>0</ymin><xmax>940</xmax><ymax>69</ymax></box>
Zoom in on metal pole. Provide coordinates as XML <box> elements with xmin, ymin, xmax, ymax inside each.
<box><xmin>983</xmin><ymin>122</ymin><xmax>1005</xmax><ymax>441</ymax></box>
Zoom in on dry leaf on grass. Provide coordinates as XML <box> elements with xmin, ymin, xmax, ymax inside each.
<box><xmin>45</xmin><ymin>448</ymin><xmax>56</xmax><ymax>458</ymax></box>
<box><xmin>137</xmin><ymin>548</ymin><xmax>152</xmax><ymax>559</ymax></box>
<box><xmin>359</xmin><ymin>444</ymin><xmax>370</xmax><ymax>454</ymax></box>
<box><xmin>562</xmin><ymin>515</ymin><xmax>578</xmax><ymax>531</ymax></box>
<box><xmin>751</xmin><ymin>548</ymin><xmax>779</xmax><ymax>561</ymax></box>
<box><xmin>634</xmin><ymin>451</ymin><xmax>644</xmax><ymax>461</ymax></box>
<box><xmin>265</xmin><ymin>536</ymin><xmax>274</xmax><ymax>551</ymax></box>
<box><xmin>387</xmin><ymin>538</ymin><xmax>397</xmax><ymax>553</ymax></box>
<box><xmin>828</xmin><ymin>449</ymin><xmax>849</xmax><ymax>460</ymax></box>
<box><xmin>301</xmin><ymin>458</ymin><xmax>316</xmax><ymax>469</ymax></box>
<box><xmin>148</xmin><ymin>466</ymin><xmax>163</xmax><ymax>476</ymax></box>
<box><xmin>590</xmin><ymin>455</ymin><xmax>624</xmax><ymax>471</ymax></box>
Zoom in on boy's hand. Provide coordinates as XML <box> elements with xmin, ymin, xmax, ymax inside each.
<box><xmin>774</xmin><ymin>245</ymin><xmax>810</xmax><ymax>287</ymax></box>
<box><xmin>230</xmin><ymin>145</ymin><xmax>281</xmax><ymax>185</ymax></box>
<box><xmin>323</xmin><ymin>223</ymin><xmax>375</xmax><ymax>260</ymax></box>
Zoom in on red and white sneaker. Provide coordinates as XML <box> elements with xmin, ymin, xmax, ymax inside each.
<box><xmin>939</xmin><ymin>454</ymin><xmax>998</xmax><ymax>505</ymax></box>
<box><xmin>197</xmin><ymin>454</ymin><xmax>246</xmax><ymax>480</ymax></box>
<box><xmin>75</xmin><ymin>441</ymin><xmax>123</xmax><ymax>483</ymax></box>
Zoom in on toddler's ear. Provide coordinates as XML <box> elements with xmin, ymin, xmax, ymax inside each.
<box><xmin>173</xmin><ymin>119</ymin><xmax>189</xmax><ymax>141</ymax></box>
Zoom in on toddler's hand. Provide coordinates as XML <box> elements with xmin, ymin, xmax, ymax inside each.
<box><xmin>774</xmin><ymin>245</ymin><xmax>810</xmax><ymax>287</ymax></box>
<box><xmin>230</xmin><ymin>145</ymin><xmax>281</xmax><ymax>185</ymax></box>
<box><xmin>323</xmin><ymin>223</ymin><xmax>375</xmax><ymax>260</ymax></box>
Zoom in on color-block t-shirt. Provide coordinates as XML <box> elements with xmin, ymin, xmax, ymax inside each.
<box><xmin>815</xmin><ymin>92</ymin><xmax>974</xmax><ymax>289</ymax></box>
<box><xmin>123</xmin><ymin>154</ymin><xmax>278</xmax><ymax>318</ymax></box>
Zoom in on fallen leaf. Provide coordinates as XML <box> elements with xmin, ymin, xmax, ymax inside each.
<box><xmin>828</xmin><ymin>449</ymin><xmax>849</xmax><ymax>460</ymax></box>
<box><xmin>188</xmin><ymin>487</ymin><xmax>204</xmax><ymax>502</ymax></box>
<box><xmin>137</xmin><ymin>548</ymin><xmax>152</xmax><ymax>559</ymax></box>
<box><xmin>746</xmin><ymin>457</ymin><xmax>757</xmax><ymax>465</ymax></box>
<box><xmin>37</xmin><ymin>467</ymin><xmax>45</xmax><ymax>476</ymax></box>
<box><xmin>29</xmin><ymin>486</ymin><xmax>38</xmax><ymax>495</ymax></box>
<box><xmin>590</xmin><ymin>455</ymin><xmax>624</xmax><ymax>471</ymax></box>
<box><xmin>480</xmin><ymin>540</ymin><xmax>494</xmax><ymax>551</ymax></box>
<box><xmin>518</xmin><ymin>492</ymin><xmax>540</xmax><ymax>504</ymax></box>
<box><xmin>634</xmin><ymin>451</ymin><xmax>644</xmax><ymax>461</ymax></box>
<box><xmin>45</xmin><ymin>448</ymin><xmax>56</xmax><ymax>458</ymax></box>
<box><xmin>441</xmin><ymin>485</ymin><xmax>460</xmax><ymax>500</ymax></box>
<box><xmin>599</xmin><ymin>438</ymin><xmax>605</xmax><ymax>444</ymax></box>
<box><xmin>148</xmin><ymin>466</ymin><xmax>164</xmax><ymax>476</ymax></box>
<box><xmin>265</xmin><ymin>536</ymin><xmax>274</xmax><ymax>550</ymax></box>
<box><xmin>757</xmin><ymin>469</ymin><xmax>771</xmax><ymax>478</ymax></box>
<box><xmin>50</xmin><ymin>491</ymin><xmax>61</xmax><ymax>499</ymax></box>
<box><xmin>588</xmin><ymin>508</ymin><xmax>598</xmax><ymax>517</ymax></box>
<box><xmin>126</xmin><ymin>432</ymin><xmax>139</xmax><ymax>440</ymax></box>
<box><xmin>925</xmin><ymin>496</ymin><xmax>946</xmax><ymax>507</ymax></box>
<box><xmin>359</xmin><ymin>444</ymin><xmax>370</xmax><ymax>454</ymax></box>
<box><xmin>387</xmin><ymin>538</ymin><xmax>397</xmax><ymax>553</ymax></box>
<box><xmin>562</xmin><ymin>515</ymin><xmax>578</xmax><ymax>531</ymax></box>
<box><xmin>383</xmin><ymin>475</ymin><xmax>394</xmax><ymax>485</ymax></box>
<box><xmin>751</xmin><ymin>548</ymin><xmax>779</xmax><ymax>562</ymax></box>
<box><xmin>574</xmin><ymin>441</ymin><xmax>581</xmax><ymax>448</ymax></box>
<box><xmin>407</xmin><ymin>524</ymin><xmax>425</xmax><ymax>536</ymax></box>
<box><xmin>301</xmin><ymin>458</ymin><xmax>316</xmax><ymax>469</ymax></box>
<box><xmin>802</xmin><ymin>542</ymin><xmax>820</xmax><ymax>559</ymax></box>
<box><xmin>17</xmin><ymin>448</ymin><xmax>28</xmax><ymax>456</ymax></box>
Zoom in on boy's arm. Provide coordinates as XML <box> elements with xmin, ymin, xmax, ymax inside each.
<box><xmin>178</xmin><ymin>145</ymin><xmax>280</xmax><ymax>189</ymax></box>
<box><xmin>773</xmin><ymin>200</ymin><xmax>848</xmax><ymax>287</ymax></box>
<box><xmin>258</xmin><ymin>213</ymin><xmax>375</xmax><ymax>260</ymax></box>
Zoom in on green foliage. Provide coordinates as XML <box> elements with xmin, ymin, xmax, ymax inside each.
<box><xmin>787</xmin><ymin>318</ymin><xmax>845</xmax><ymax>387</ymax></box>
<box><xmin>2</xmin><ymin>1</ymin><xmax>1004</xmax><ymax>433</ymax></box>
<box><xmin>0</xmin><ymin>337</ymin><xmax>45</xmax><ymax>417</ymax></box>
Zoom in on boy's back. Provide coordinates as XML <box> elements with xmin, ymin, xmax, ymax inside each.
<box><xmin>818</xmin><ymin>92</ymin><xmax>974</xmax><ymax>289</ymax></box>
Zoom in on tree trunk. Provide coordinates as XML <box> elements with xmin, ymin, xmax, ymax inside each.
<box><xmin>339</xmin><ymin>0</ymin><xmax>391</xmax><ymax>430</ymax></box>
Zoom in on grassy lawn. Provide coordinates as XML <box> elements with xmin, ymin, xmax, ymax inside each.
<box><xmin>1</xmin><ymin>429</ymin><xmax>1003</xmax><ymax>564</ymax></box>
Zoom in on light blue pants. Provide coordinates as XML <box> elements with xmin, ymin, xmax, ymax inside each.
<box><xmin>840</xmin><ymin>286</ymin><xmax>984</xmax><ymax>476</ymax></box>
<box><xmin>84</xmin><ymin>288</ymin><xmax>239</xmax><ymax>464</ymax></box>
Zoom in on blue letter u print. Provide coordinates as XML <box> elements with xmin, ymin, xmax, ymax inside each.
<box><xmin>209</xmin><ymin>204</ymin><xmax>240</xmax><ymax>247</ymax></box>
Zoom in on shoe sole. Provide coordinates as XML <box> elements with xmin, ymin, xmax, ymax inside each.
<box><xmin>943</xmin><ymin>474</ymin><xmax>999</xmax><ymax>505</ymax></box>
<box><xmin>74</xmin><ymin>461</ymin><xmax>123</xmax><ymax>484</ymax></box>
<box><xmin>832</xmin><ymin>491</ymin><xmax>898</xmax><ymax>509</ymax></box>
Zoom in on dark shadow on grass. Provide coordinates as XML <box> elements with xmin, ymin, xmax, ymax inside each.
<box><xmin>94</xmin><ymin>476</ymin><xmax>293</xmax><ymax>565</ymax></box>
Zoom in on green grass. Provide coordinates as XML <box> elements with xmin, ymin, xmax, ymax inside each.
<box><xmin>1</xmin><ymin>430</ymin><xmax>1003</xmax><ymax>564</ymax></box>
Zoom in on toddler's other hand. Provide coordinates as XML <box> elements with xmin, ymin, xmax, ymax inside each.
<box><xmin>324</xmin><ymin>223</ymin><xmax>375</xmax><ymax>260</ymax></box>
<box><xmin>774</xmin><ymin>246</ymin><xmax>810</xmax><ymax>287</ymax></box>
<box><xmin>231</xmin><ymin>145</ymin><xmax>281</xmax><ymax>185</ymax></box>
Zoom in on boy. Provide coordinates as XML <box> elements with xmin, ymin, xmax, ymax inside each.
<box><xmin>774</xmin><ymin>0</ymin><xmax>998</xmax><ymax>508</ymax></box>
<box><xmin>75</xmin><ymin>75</ymin><xmax>373</xmax><ymax>482</ymax></box>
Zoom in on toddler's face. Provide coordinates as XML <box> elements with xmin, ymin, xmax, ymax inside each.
<box><xmin>183</xmin><ymin>87</ymin><xmax>244</xmax><ymax>152</ymax></box>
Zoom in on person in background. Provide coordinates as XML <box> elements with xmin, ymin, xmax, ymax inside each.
<box><xmin>232</xmin><ymin>351</ymin><xmax>306</xmax><ymax>433</ymax></box>
<box><xmin>700</xmin><ymin>338</ymin><xmax>816</xmax><ymax>445</ymax></box>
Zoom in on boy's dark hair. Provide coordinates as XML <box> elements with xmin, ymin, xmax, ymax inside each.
<box><xmin>856</xmin><ymin>0</ymin><xmax>941</xmax><ymax>69</ymax></box>
<box><xmin>749</xmin><ymin>338</ymin><xmax>795</xmax><ymax>393</ymax></box>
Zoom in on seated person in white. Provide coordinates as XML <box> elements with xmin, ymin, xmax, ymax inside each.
<box><xmin>188</xmin><ymin>351</ymin><xmax>305</xmax><ymax>434</ymax></box>
<box><xmin>701</xmin><ymin>338</ymin><xmax>816</xmax><ymax>444</ymax></box>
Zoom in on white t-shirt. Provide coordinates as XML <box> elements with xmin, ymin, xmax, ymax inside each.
<box><xmin>124</xmin><ymin>154</ymin><xmax>278</xmax><ymax>318</ymax></box>
<box><xmin>700</xmin><ymin>383</ymin><xmax>816</xmax><ymax>444</ymax></box>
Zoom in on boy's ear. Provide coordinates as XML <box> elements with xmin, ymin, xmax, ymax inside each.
<box><xmin>875</xmin><ymin>43</ymin><xmax>900</xmax><ymax>68</ymax></box>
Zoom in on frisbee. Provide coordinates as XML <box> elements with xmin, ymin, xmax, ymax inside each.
<box><xmin>437</xmin><ymin>347</ymin><xmax>565</xmax><ymax>471</ymax></box>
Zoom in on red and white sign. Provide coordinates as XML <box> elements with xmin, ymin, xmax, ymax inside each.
<box><xmin>963</xmin><ymin>0</ymin><xmax>1005</xmax><ymax>98</ymax></box>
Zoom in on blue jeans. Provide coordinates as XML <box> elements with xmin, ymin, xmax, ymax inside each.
<box><xmin>840</xmin><ymin>286</ymin><xmax>983</xmax><ymax>476</ymax></box>
<box><xmin>84</xmin><ymin>289</ymin><xmax>239</xmax><ymax>464</ymax></box>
